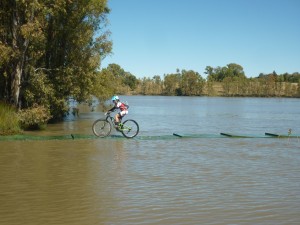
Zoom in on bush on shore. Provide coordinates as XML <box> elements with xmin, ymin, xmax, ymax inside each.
<box><xmin>18</xmin><ymin>104</ymin><xmax>52</xmax><ymax>130</ymax></box>
<box><xmin>0</xmin><ymin>102</ymin><xmax>53</xmax><ymax>135</ymax></box>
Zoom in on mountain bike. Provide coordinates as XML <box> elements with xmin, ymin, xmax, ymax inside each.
<box><xmin>92</xmin><ymin>112</ymin><xmax>139</xmax><ymax>138</ymax></box>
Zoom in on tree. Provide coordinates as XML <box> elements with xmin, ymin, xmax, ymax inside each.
<box><xmin>123</xmin><ymin>73</ymin><xmax>138</xmax><ymax>90</ymax></box>
<box><xmin>152</xmin><ymin>75</ymin><xmax>163</xmax><ymax>94</ymax></box>
<box><xmin>226</xmin><ymin>63</ymin><xmax>246</xmax><ymax>79</ymax></box>
<box><xmin>0</xmin><ymin>0</ymin><xmax>45</xmax><ymax>106</ymax></box>
<box><xmin>206</xmin><ymin>63</ymin><xmax>245</xmax><ymax>82</ymax></box>
<box><xmin>106</xmin><ymin>63</ymin><xmax>126</xmax><ymax>78</ymax></box>
<box><xmin>180</xmin><ymin>70</ymin><xmax>205</xmax><ymax>96</ymax></box>
<box><xmin>105</xmin><ymin>63</ymin><xmax>138</xmax><ymax>92</ymax></box>
<box><xmin>0</xmin><ymin>0</ymin><xmax>112</xmax><ymax>119</ymax></box>
<box><xmin>41</xmin><ymin>0</ymin><xmax>112</xmax><ymax>118</ymax></box>
<box><xmin>163</xmin><ymin>73</ymin><xmax>181</xmax><ymax>95</ymax></box>
<box><xmin>92</xmin><ymin>68</ymin><xmax>116</xmax><ymax>102</ymax></box>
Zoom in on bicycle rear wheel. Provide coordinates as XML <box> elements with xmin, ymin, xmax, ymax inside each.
<box><xmin>121</xmin><ymin>119</ymin><xmax>139</xmax><ymax>138</ymax></box>
<box><xmin>92</xmin><ymin>119</ymin><xmax>112</xmax><ymax>137</ymax></box>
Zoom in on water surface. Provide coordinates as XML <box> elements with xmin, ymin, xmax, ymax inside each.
<box><xmin>1</xmin><ymin>96</ymin><xmax>300</xmax><ymax>225</ymax></box>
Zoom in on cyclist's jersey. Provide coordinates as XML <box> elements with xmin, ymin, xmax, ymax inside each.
<box><xmin>110</xmin><ymin>101</ymin><xmax>128</xmax><ymax>112</ymax></box>
<box><xmin>116</xmin><ymin>102</ymin><xmax>128</xmax><ymax>111</ymax></box>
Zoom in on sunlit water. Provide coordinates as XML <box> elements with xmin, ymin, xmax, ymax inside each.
<box><xmin>1</xmin><ymin>96</ymin><xmax>300</xmax><ymax>225</ymax></box>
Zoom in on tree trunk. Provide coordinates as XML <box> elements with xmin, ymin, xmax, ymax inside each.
<box><xmin>11</xmin><ymin>62</ymin><xmax>22</xmax><ymax>106</ymax></box>
<box><xmin>10</xmin><ymin>0</ymin><xmax>29</xmax><ymax>107</ymax></box>
<box><xmin>10</xmin><ymin>1</ymin><xmax>20</xmax><ymax>106</ymax></box>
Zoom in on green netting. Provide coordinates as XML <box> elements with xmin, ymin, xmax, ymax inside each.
<box><xmin>220</xmin><ymin>132</ymin><xmax>300</xmax><ymax>138</ymax></box>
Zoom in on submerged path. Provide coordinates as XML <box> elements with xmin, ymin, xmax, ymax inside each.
<box><xmin>0</xmin><ymin>132</ymin><xmax>299</xmax><ymax>141</ymax></box>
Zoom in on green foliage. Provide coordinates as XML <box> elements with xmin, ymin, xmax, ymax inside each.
<box><xmin>0</xmin><ymin>102</ymin><xmax>21</xmax><ymax>135</ymax></box>
<box><xmin>135</xmin><ymin>69</ymin><xmax>205</xmax><ymax>96</ymax></box>
<box><xmin>163</xmin><ymin>73</ymin><xmax>181</xmax><ymax>95</ymax></box>
<box><xmin>104</xmin><ymin>63</ymin><xmax>138</xmax><ymax>92</ymax></box>
<box><xmin>18</xmin><ymin>104</ymin><xmax>52</xmax><ymax>130</ymax></box>
<box><xmin>0</xmin><ymin>43</ymin><xmax>13</xmax><ymax>65</ymax></box>
<box><xmin>124</xmin><ymin>73</ymin><xmax>138</xmax><ymax>90</ymax></box>
<box><xmin>131</xmin><ymin>64</ymin><xmax>299</xmax><ymax>97</ymax></box>
<box><xmin>180</xmin><ymin>70</ymin><xmax>205</xmax><ymax>96</ymax></box>
<box><xmin>222</xmin><ymin>76</ymin><xmax>247</xmax><ymax>96</ymax></box>
<box><xmin>136</xmin><ymin>76</ymin><xmax>163</xmax><ymax>95</ymax></box>
<box><xmin>206</xmin><ymin>63</ymin><xmax>246</xmax><ymax>82</ymax></box>
<box><xmin>23</xmin><ymin>71</ymin><xmax>54</xmax><ymax>107</ymax></box>
<box><xmin>162</xmin><ymin>70</ymin><xmax>205</xmax><ymax>96</ymax></box>
<box><xmin>0</xmin><ymin>0</ymin><xmax>112</xmax><ymax>120</ymax></box>
<box><xmin>92</xmin><ymin>68</ymin><xmax>117</xmax><ymax>102</ymax></box>
<box><xmin>258</xmin><ymin>72</ymin><xmax>300</xmax><ymax>83</ymax></box>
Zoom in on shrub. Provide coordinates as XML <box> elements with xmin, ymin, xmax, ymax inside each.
<box><xmin>0</xmin><ymin>102</ymin><xmax>21</xmax><ymax>135</ymax></box>
<box><xmin>18</xmin><ymin>104</ymin><xmax>52</xmax><ymax>130</ymax></box>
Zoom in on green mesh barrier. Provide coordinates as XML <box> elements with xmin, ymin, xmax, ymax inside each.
<box><xmin>0</xmin><ymin>132</ymin><xmax>299</xmax><ymax>141</ymax></box>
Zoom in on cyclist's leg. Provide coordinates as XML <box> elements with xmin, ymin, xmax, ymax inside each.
<box><xmin>116</xmin><ymin>111</ymin><xmax>128</xmax><ymax>128</ymax></box>
<box><xmin>114</xmin><ymin>113</ymin><xmax>120</xmax><ymax>124</ymax></box>
<box><xmin>114</xmin><ymin>113</ymin><xmax>122</xmax><ymax>129</ymax></box>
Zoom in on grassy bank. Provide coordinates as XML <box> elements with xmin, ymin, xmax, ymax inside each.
<box><xmin>0</xmin><ymin>102</ymin><xmax>21</xmax><ymax>135</ymax></box>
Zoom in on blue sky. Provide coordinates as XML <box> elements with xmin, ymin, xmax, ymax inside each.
<box><xmin>102</xmin><ymin>0</ymin><xmax>300</xmax><ymax>78</ymax></box>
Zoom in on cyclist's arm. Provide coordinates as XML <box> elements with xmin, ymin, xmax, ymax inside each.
<box><xmin>108</xmin><ymin>106</ymin><xmax>116</xmax><ymax>112</ymax></box>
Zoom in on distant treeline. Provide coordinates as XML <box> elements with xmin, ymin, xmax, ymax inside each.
<box><xmin>102</xmin><ymin>63</ymin><xmax>300</xmax><ymax>98</ymax></box>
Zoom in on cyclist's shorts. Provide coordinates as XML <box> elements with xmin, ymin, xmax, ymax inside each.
<box><xmin>119</xmin><ymin>110</ymin><xmax>128</xmax><ymax>117</ymax></box>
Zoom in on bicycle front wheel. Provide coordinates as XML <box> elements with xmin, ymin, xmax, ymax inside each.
<box><xmin>92</xmin><ymin>119</ymin><xmax>112</xmax><ymax>137</ymax></box>
<box><xmin>121</xmin><ymin>119</ymin><xmax>139</xmax><ymax>138</ymax></box>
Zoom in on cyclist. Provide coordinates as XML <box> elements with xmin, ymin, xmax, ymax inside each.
<box><xmin>107</xmin><ymin>95</ymin><xmax>128</xmax><ymax>130</ymax></box>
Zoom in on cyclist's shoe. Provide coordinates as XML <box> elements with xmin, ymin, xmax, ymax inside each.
<box><xmin>114</xmin><ymin>122</ymin><xmax>122</xmax><ymax>132</ymax></box>
<box><xmin>116</xmin><ymin>123</ymin><xmax>123</xmax><ymax>132</ymax></box>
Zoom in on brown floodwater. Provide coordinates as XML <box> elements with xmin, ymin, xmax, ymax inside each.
<box><xmin>1</xmin><ymin>96</ymin><xmax>300</xmax><ymax>225</ymax></box>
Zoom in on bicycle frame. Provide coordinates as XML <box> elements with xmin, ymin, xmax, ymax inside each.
<box><xmin>105</xmin><ymin>112</ymin><xmax>126</xmax><ymax>132</ymax></box>
<box><xmin>105</xmin><ymin>113</ymin><xmax>115</xmax><ymax>124</ymax></box>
